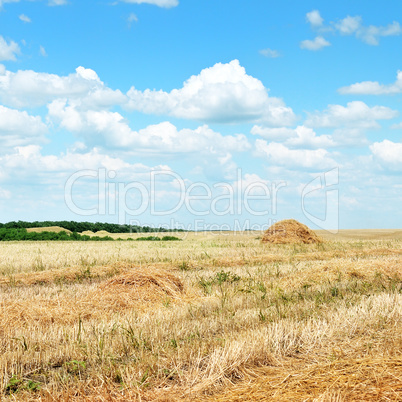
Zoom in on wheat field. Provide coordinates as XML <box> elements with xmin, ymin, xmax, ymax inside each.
<box><xmin>0</xmin><ymin>230</ymin><xmax>401</xmax><ymax>401</ymax></box>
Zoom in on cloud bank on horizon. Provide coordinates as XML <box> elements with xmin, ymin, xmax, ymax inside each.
<box><xmin>0</xmin><ymin>0</ymin><xmax>401</xmax><ymax>229</ymax></box>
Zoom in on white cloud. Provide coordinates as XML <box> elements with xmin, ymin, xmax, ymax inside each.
<box><xmin>255</xmin><ymin>139</ymin><xmax>336</xmax><ymax>170</ymax></box>
<box><xmin>259</xmin><ymin>48</ymin><xmax>280</xmax><ymax>58</ymax></box>
<box><xmin>119</xmin><ymin>0</ymin><xmax>178</xmax><ymax>7</ymax></box>
<box><xmin>306</xmin><ymin>10</ymin><xmax>323</xmax><ymax>27</ymax></box>
<box><xmin>0</xmin><ymin>0</ymin><xmax>19</xmax><ymax>8</ymax></box>
<box><xmin>305</xmin><ymin>101</ymin><xmax>398</xmax><ymax>129</ymax></box>
<box><xmin>335</xmin><ymin>16</ymin><xmax>401</xmax><ymax>45</ymax></box>
<box><xmin>251</xmin><ymin>126</ymin><xmax>295</xmax><ymax>140</ymax></box>
<box><xmin>0</xmin><ymin>105</ymin><xmax>47</xmax><ymax>150</ymax></box>
<box><xmin>300</xmin><ymin>36</ymin><xmax>330</xmax><ymax>51</ymax></box>
<box><xmin>391</xmin><ymin>122</ymin><xmax>402</xmax><ymax>129</ymax></box>
<box><xmin>330</xmin><ymin>128</ymin><xmax>369</xmax><ymax>147</ymax></box>
<box><xmin>370</xmin><ymin>140</ymin><xmax>402</xmax><ymax>171</ymax></box>
<box><xmin>48</xmin><ymin>0</ymin><xmax>68</xmax><ymax>5</ymax></box>
<box><xmin>126</xmin><ymin>60</ymin><xmax>296</xmax><ymax>125</ymax></box>
<box><xmin>2</xmin><ymin>145</ymin><xmax>127</xmax><ymax>173</ymax></box>
<box><xmin>304</xmin><ymin>12</ymin><xmax>402</xmax><ymax>47</ymax></box>
<box><xmin>0</xmin><ymin>187</ymin><xmax>11</xmax><ymax>199</ymax></box>
<box><xmin>75</xmin><ymin>66</ymin><xmax>100</xmax><ymax>81</ymax></box>
<box><xmin>232</xmin><ymin>173</ymin><xmax>271</xmax><ymax>196</ymax></box>
<box><xmin>0</xmin><ymin>65</ymin><xmax>125</xmax><ymax>108</ymax></box>
<box><xmin>251</xmin><ymin>125</ymin><xmax>335</xmax><ymax>149</ymax></box>
<box><xmin>339</xmin><ymin>70</ymin><xmax>402</xmax><ymax>95</ymax></box>
<box><xmin>336</xmin><ymin>15</ymin><xmax>361</xmax><ymax>35</ymax></box>
<box><xmin>19</xmin><ymin>14</ymin><xmax>31</xmax><ymax>23</ymax></box>
<box><xmin>39</xmin><ymin>46</ymin><xmax>47</xmax><ymax>57</ymax></box>
<box><xmin>128</xmin><ymin>13</ymin><xmax>138</xmax><ymax>26</ymax></box>
<box><xmin>48</xmin><ymin>100</ymin><xmax>251</xmax><ymax>155</ymax></box>
<box><xmin>0</xmin><ymin>145</ymin><xmax>170</xmax><ymax>185</ymax></box>
<box><xmin>0</xmin><ymin>36</ymin><xmax>20</xmax><ymax>61</ymax></box>
<box><xmin>284</xmin><ymin>126</ymin><xmax>335</xmax><ymax>149</ymax></box>
<box><xmin>0</xmin><ymin>0</ymin><xmax>68</xmax><ymax>7</ymax></box>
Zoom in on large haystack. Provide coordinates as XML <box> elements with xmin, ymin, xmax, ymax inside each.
<box><xmin>262</xmin><ymin>219</ymin><xmax>321</xmax><ymax>244</ymax></box>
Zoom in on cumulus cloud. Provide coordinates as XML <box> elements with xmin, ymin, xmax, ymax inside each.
<box><xmin>48</xmin><ymin>100</ymin><xmax>251</xmax><ymax>155</ymax></box>
<box><xmin>251</xmin><ymin>126</ymin><xmax>295</xmax><ymax>141</ymax></box>
<box><xmin>284</xmin><ymin>126</ymin><xmax>335</xmax><ymax>149</ymax></box>
<box><xmin>252</xmin><ymin>125</ymin><xmax>335</xmax><ymax>149</ymax></box>
<box><xmin>0</xmin><ymin>145</ymin><xmax>171</xmax><ymax>186</ymax></box>
<box><xmin>335</xmin><ymin>16</ymin><xmax>401</xmax><ymax>45</ymax></box>
<box><xmin>304</xmin><ymin>11</ymin><xmax>401</xmax><ymax>47</ymax></box>
<box><xmin>0</xmin><ymin>65</ymin><xmax>126</xmax><ymax>108</ymax></box>
<box><xmin>300</xmin><ymin>36</ymin><xmax>331</xmax><ymax>51</ymax></box>
<box><xmin>126</xmin><ymin>60</ymin><xmax>296</xmax><ymax>125</ymax></box>
<box><xmin>0</xmin><ymin>105</ymin><xmax>47</xmax><ymax>150</ymax></box>
<box><xmin>306</xmin><ymin>10</ymin><xmax>324</xmax><ymax>27</ymax></box>
<box><xmin>255</xmin><ymin>139</ymin><xmax>336</xmax><ymax>170</ymax></box>
<box><xmin>118</xmin><ymin>0</ymin><xmax>178</xmax><ymax>7</ymax></box>
<box><xmin>305</xmin><ymin>101</ymin><xmax>398</xmax><ymax>129</ymax></box>
<box><xmin>370</xmin><ymin>140</ymin><xmax>402</xmax><ymax>171</ymax></box>
<box><xmin>1</xmin><ymin>145</ymin><xmax>127</xmax><ymax>174</ymax></box>
<box><xmin>339</xmin><ymin>70</ymin><xmax>402</xmax><ymax>95</ymax></box>
<box><xmin>335</xmin><ymin>15</ymin><xmax>361</xmax><ymax>35</ymax></box>
<box><xmin>0</xmin><ymin>36</ymin><xmax>20</xmax><ymax>61</ymax></box>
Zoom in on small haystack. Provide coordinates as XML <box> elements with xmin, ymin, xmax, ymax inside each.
<box><xmin>262</xmin><ymin>219</ymin><xmax>321</xmax><ymax>244</ymax></box>
<box><xmin>101</xmin><ymin>268</ymin><xmax>184</xmax><ymax>295</ymax></box>
<box><xmin>94</xmin><ymin>267</ymin><xmax>185</xmax><ymax>308</ymax></box>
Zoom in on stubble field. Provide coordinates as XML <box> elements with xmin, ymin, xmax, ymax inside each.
<box><xmin>0</xmin><ymin>230</ymin><xmax>401</xmax><ymax>401</ymax></box>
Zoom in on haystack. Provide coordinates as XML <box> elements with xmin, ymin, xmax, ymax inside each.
<box><xmin>262</xmin><ymin>219</ymin><xmax>321</xmax><ymax>244</ymax></box>
<box><xmin>94</xmin><ymin>267</ymin><xmax>185</xmax><ymax>308</ymax></box>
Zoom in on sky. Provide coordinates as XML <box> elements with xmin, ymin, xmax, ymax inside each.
<box><xmin>0</xmin><ymin>0</ymin><xmax>401</xmax><ymax>230</ymax></box>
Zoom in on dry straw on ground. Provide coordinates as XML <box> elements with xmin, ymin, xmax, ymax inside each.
<box><xmin>0</xmin><ymin>266</ymin><xmax>187</xmax><ymax>326</ymax></box>
<box><xmin>262</xmin><ymin>219</ymin><xmax>322</xmax><ymax>244</ymax></box>
<box><xmin>199</xmin><ymin>357</ymin><xmax>402</xmax><ymax>401</ymax></box>
<box><xmin>0</xmin><ymin>231</ymin><xmax>401</xmax><ymax>401</ymax></box>
<box><xmin>94</xmin><ymin>267</ymin><xmax>186</xmax><ymax>306</ymax></box>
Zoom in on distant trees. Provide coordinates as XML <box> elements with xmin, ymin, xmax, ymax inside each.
<box><xmin>0</xmin><ymin>228</ymin><xmax>182</xmax><ymax>242</ymax></box>
<box><xmin>136</xmin><ymin>236</ymin><xmax>181</xmax><ymax>241</ymax></box>
<box><xmin>0</xmin><ymin>228</ymin><xmax>114</xmax><ymax>242</ymax></box>
<box><xmin>0</xmin><ymin>221</ymin><xmax>185</xmax><ymax>233</ymax></box>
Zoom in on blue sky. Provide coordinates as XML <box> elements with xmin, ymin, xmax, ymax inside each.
<box><xmin>0</xmin><ymin>0</ymin><xmax>401</xmax><ymax>230</ymax></box>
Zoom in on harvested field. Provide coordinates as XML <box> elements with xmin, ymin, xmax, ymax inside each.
<box><xmin>0</xmin><ymin>230</ymin><xmax>401</xmax><ymax>401</ymax></box>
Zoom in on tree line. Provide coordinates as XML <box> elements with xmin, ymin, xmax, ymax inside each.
<box><xmin>0</xmin><ymin>228</ymin><xmax>114</xmax><ymax>242</ymax></box>
<box><xmin>0</xmin><ymin>221</ymin><xmax>185</xmax><ymax>233</ymax></box>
